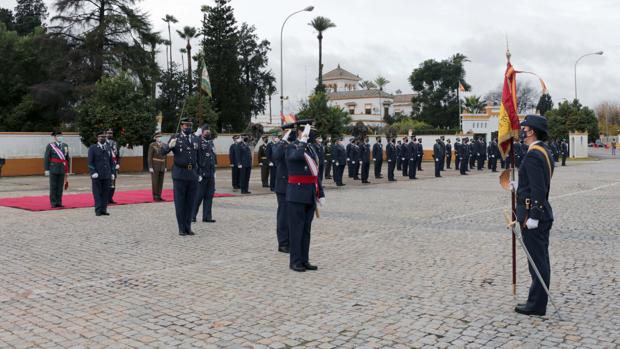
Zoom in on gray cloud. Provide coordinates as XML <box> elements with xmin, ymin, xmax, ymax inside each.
<box><xmin>4</xmin><ymin>0</ymin><xmax>617</xmax><ymax>113</ymax></box>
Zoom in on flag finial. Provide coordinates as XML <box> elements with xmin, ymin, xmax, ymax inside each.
<box><xmin>505</xmin><ymin>35</ymin><xmax>511</xmax><ymax>63</ymax></box>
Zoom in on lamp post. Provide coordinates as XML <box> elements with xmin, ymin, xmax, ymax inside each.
<box><xmin>280</xmin><ymin>6</ymin><xmax>314</xmax><ymax>120</ymax></box>
<box><xmin>574</xmin><ymin>51</ymin><xmax>603</xmax><ymax>101</ymax></box>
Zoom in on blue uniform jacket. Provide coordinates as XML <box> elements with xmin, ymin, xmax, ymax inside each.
<box><xmin>361</xmin><ymin>143</ymin><xmax>371</xmax><ymax>164</ymax></box>
<box><xmin>235</xmin><ymin>142</ymin><xmax>252</xmax><ymax>167</ymax></box>
<box><xmin>372</xmin><ymin>143</ymin><xmax>383</xmax><ymax>160</ymax></box>
<box><xmin>285</xmin><ymin>141</ymin><xmax>325</xmax><ymax>205</ymax></box>
<box><xmin>386</xmin><ymin>143</ymin><xmax>396</xmax><ymax>161</ymax></box>
<box><xmin>400</xmin><ymin>142</ymin><xmax>410</xmax><ymax>160</ymax></box>
<box><xmin>332</xmin><ymin>143</ymin><xmax>346</xmax><ymax>165</ymax></box>
<box><xmin>88</xmin><ymin>143</ymin><xmax>114</xmax><ymax>179</ymax></box>
<box><xmin>516</xmin><ymin>143</ymin><xmax>554</xmax><ymax>223</ymax></box>
<box><xmin>272</xmin><ymin>141</ymin><xmax>289</xmax><ymax>194</ymax></box>
<box><xmin>161</xmin><ymin>132</ymin><xmax>199</xmax><ymax>181</ymax></box>
<box><xmin>197</xmin><ymin>138</ymin><xmax>216</xmax><ymax>178</ymax></box>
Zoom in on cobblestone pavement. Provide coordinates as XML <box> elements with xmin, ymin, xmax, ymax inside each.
<box><xmin>0</xmin><ymin>159</ymin><xmax>618</xmax><ymax>348</ymax></box>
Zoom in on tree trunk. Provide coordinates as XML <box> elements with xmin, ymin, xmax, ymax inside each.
<box><xmin>167</xmin><ymin>24</ymin><xmax>173</xmax><ymax>71</ymax></box>
<box><xmin>317</xmin><ymin>33</ymin><xmax>323</xmax><ymax>90</ymax></box>
<box><xmin>187</xmin><ymin>42</ymin><xmax>192</xmax><ymax>93</ymax></box>
<box><xmin>94</xmin><ymin>0</ymin><xmax>106</xmax><ymax>80</ymax></box>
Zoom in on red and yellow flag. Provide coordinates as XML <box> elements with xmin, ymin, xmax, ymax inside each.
<box><xmin>498</xmin><ymin>63</ymin><xmax>520</xmax><ymax>159</ymax></box>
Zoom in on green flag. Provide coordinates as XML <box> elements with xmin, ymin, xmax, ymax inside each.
<box><xmin>201</xmin><ymin>58</ymin><xmax>212</xmax><ymax>97</ymax></box>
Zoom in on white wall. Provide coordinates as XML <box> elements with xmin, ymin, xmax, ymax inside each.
<box><xmin>569</xmin><ymin>133</ymin><xmax>588</xmax><ymax>158</ymax></box>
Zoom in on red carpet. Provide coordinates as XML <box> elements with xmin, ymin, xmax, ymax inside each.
<box><xmin>0</xmin><ymin>189</ymin><xmax>235</xmax><ymax>212</ymax></box>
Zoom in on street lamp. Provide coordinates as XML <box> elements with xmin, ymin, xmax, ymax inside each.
<box><xmin>574</xmin><ymin>51</ymin><xmax>603</xmax><ymax>100</ymax></box>
<box><xmin>280</xmin><ymin>6</ymin><xmax>314</xmax><ymax>120</ymax></box>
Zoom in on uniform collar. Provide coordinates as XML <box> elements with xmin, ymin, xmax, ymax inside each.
<box><xmin>528</xmin><ymin>140</ymin><xmax>542</xmax><ymax>149</ymax></box>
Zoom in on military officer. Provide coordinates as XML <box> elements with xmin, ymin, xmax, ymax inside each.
<box><xmin>351</xmin><ymin>139</ymin><xmax>361</xmax><ymax>180</ymax></box>
<box><xmin>147</xmin><ymin>132</ymin><xmax>168</xmax><ymax>201</ymax></box>
<box><xmin>324</xmin><ymin>138</ymin><xmax>333</xmax><ymax>179</ymax></box>
<box><xmin>512</xmin><ymin>114</ymin><xmax>555</xmax><ymax>316</ymax></box>
<box><xmin>433</xmin><ymin>138</ymin><xmax>442</xmax><ymax>178</ymax></box>
<box><xmin>560</xmin><ymin>139</ymin><xmax>568</xmax><ymax>165</ymax></box>
<box><xmin>477</xmin><ymin>138</ymin><xmax>487</xmax><ymax>170</ymax></box>
<box><xmin>468</xmin><ymin>139</ymin><xmax>476</xmax><ymax>170</ymax></box>
<box><xmin>396</xmin><ymin>140</ymin><xmax>403</xmax><ymax>171</ymax></box>
<box><xmin>460</xmin><ymin>137</ymin><xmax>470</xmax><ymax>175</ymax></box>
<box><xmin>488</xmin><ymin>138</ymin><xmax>500</xmax><ymax>172</ymax></box>
<box><xmin>514</xmin><ymin>139</ymin><xmax>524</xmax><ymax>168</ymax></box>
<box><xmin>408</xmin><ymin>137</ymin><xmax>419</xmax><ymax>180</ymax></box>
<box><xmin>401</xmin><ymin>137</ymin><xmax>410</xmax><ymax>177</ymax></box>
<box><xmin>286</xmin><ymin>121</ymin><xmax>325</xmax><ymax>272</ymax></box>
<box><xmin>315</xmin><ymin>135</ymin><xmax>326</xmax><ymax>182</ymax></box>
<box><xmin>454</xmin><ymin>137</ymin><xmax>461</xmax><ymax>171</ymax></box>
<box><xmin>445</xmin><ymin>139</ymin><xmax>452</xmax><ymax>169</ymax></box>
<box><xmin>417</xmin><ymin>138</ymin><xmax>424</xmax><ymax>171</ymax></box>
<box><xmin>105</xmin><ymin>129</ymin><xmax>120</xmax><ymax>204</ymax></box>
<box><xmin>272</xmin><ymin>125</ymin><xmax>293</xmax><ymax>253</ymax></box>
<box><xmin>44</xmin><ymin>130</ymin><xmax>70</xmax><ymax>208</ymax></box>
<box><xmin>229</xmin><ymin>135</ymin><xmax>240</xmax><ymax>190</ymax></box>
<box><xmin>439</xmin><ymin>136</ymin><xmax>446</xmax><ymax>171</ymax></box>
<box><xmin>258</xmin><ymin>135</ymin><xmax>270</xmax><ymax>187</ymax></box>
<box><xmin>161</xmin><ymin>118</ymin><xmax>199</xmax><ymax>236</ymax></box>
<box><xmin>332</xmin><ymin>137</ymin><xmax>347</xmax><ymax>186</ymax></box>
<box><xmin>235</xmin><ymin>135</ymin><xmax>252</xmax><ymax>194</ymax></box>
<box><xmin>88</xmin><ymin>131</ymin><xmax>115</xmax><ymax>216</ymax></box>
<box><xmin>386</xmin><ymin>137</ymin><xmax>397</xmax><ymax>181</ymax></box>
<box><xmin>346</xmin><ymin>138</ymin><xmax>354</xmax><ymax>178</ymax></box>
<box><xmin>372</xmin><ymin>136</ymin><xmax>384</xmax><ymax>179</ymax></box>
<box><xmin>268</xmin><ymin>135</ymin><xmax>277</xmax><ymax>191</ymax></box>
<box><xmin>193</xmin><ymin>124</ymin><xmax>217</xmax><ymax>223</ymax></box>
<box><xmin>359</xmin><ymin>137</ymin><xmax>370</xmax><ymax>183</ymax></box>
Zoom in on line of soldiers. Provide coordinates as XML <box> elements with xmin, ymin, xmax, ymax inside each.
<box><xmin>228</xmin><ymin>134</ymin><xmax>253</xmax><ymax>194</ymax></box>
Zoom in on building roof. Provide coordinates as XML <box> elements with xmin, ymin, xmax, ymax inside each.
<box><xmin>322</xmin><ymin>64</ymin><xmax>361</xmax><ymax>82</ymax></box>
<box><xmin>392</xmin><ymin>93</ymin><xmax>415</xmax><ymax>104</ymax></box>
<box><xmin>327</xmin><ymin>89</ymin><xmax>393</xmax><ymax>100</ymax></box>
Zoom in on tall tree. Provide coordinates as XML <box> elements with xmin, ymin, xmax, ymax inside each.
<box><xmin>595</xmin><ymin>101</ymin><xmax>620</xmax><ymax>136</ymax></box>
<box><xmin>238</xmin><ymin>22</ymin><xmax>273</xmax><ymax>120</ymax></box>
<box><xmin>309</xmin><ymin>16</ymin><xmax>335</xmax><ymax>93</ymax></box>
<box><xmin>14</xmin><ymin>0</ymin><xmax>47</xmax><ymax>35</ymax></box>
<box><xmin>408</xmin><ymin>53</ymin><xmax>470</xmax><ymax>128</ymax></box>
<box><xmin>297</xmin><ymin>92</ymin><xmax>351</xmax><ymax>139</ymax></box>
<box><xmin>536</xmin><ymin>93</ymin><xmax>553</xmax><ymax>116</ymax></box>
<box><xmin>201</xmin><ymin>0</ymin><xmax>245</xmax><ymax>131</ymax></box>
<box><xmin>546</xmin><ymin>99</ymin><xmax>599</xmax><ymax>142</ymax></box>
<box><xmin>374</xmin><ymin>76</ymin><xmax>389</xmax><ymax>91</ymax></box>
<box><xmin>155</xmin><ymin>63</ymin><xmax>188</xmax><ymax>132</ymax></box>
<box><xmin>485</xmin><ymin>81</ymin><xmax>540</xmax><ymax>113</ymax></box>
<box><xmin>177</xmin><ymin>25</ymin><xmax>199</xmax><ymax>93</ymax></box>
<box><xmin>0</xmin><ymin>8</ymin><xmax>15</xmax><ymax>30</ymax></box>
<box><xmin>162</xmin><ymin>14</ymin><xmax>177</xmax><ymax>71</ymax></box>
<box><xmin>264</xmin><ymin>73</ymin><xmax>277</xmax><ymax>122</ymax></box>
<box><xmin>52</xmin><ymin>0</ymin><xmax>153</xmax><ymax>84</ymax></box>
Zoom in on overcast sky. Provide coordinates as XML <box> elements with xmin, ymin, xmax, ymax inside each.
<box><xmin>3</xmin><ymin>0</ymin><xmax>618</xmax><ymax>114</ymax></box>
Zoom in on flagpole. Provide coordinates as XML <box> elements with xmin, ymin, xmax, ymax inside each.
<box><xmin>506</xmin><ymin>44</ymin><xmax>517</xmax><ymax>297</ymax></box>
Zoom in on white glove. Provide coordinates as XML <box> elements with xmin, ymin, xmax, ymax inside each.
<box><xmin>164</xmin><ymin>168</ymin><xmax>167</xmax><ymax>172</ymax></box>
<box><xmin>347</xmin><ymin>158</ymin><xmax>350</xmax><ymax>161</ymax></box>
<box><xmin>115</xmin><ymin>164</ymin><xmax>120</xmax><ymax>170</ymax></box>
<box><xmin>318</xmin><ymin>197</ymin><xmax>326</xmax><ymax>207</ymax></box>
<box><xmin>149</xmin><ymin>168</ymin><xmax>154</xmax><ymax>173</ymax></box>
<box><xmin>230</xmin><ymin>164</ymin><xmax>234</xmax><ymax>167</ymax></box>
<box><xmin>402</xmin><ymin>158</ymin><xmax>405</xmax><ymax>160</ymax></box>
<box><xmin>111</xmin><ymin>174</ymin><xmax>115</xmax><ymax>180</ymax></box>
<box><xmin>168</xmin><ymin>138</ymin><xmax>177</xmax><ymax>148</ymax></box>
<box><xmin>283</xmin><ymin>130</ymin><xmax>292</xmax><ymax>142</ymax></box>
<box><xmin>214</xmin><ymin>173</ymin><xmax>216</xmax><ymax>179</ymax></box>
<box><xmin>372</xmin><ymin>158</ymin><xmax>376</xmax><ymax>161</ymax></box>
<box><xmin>198</xmin><ymin>176</ymin><xmax>203</xmax><ymax>182</ymax></box>
<box><xmin>435</xmin><ymin>158</ymin><xmax>439</xmax><ymax>162</ymax></box>
<box><xmin>91</xmin><ymin>173</ymin><xmax>99</xmax><ymax>179</ymax></box>
<box><xmin>352</xmin><ymin>161</ymin><xmax>356</xmax><ymax>164</ymax></box>
<box><xmin>238</xmin><ymin>165</ymin><xmax>242</xmax><ymax>168</ymax></box>
<box><xmin>525</xmin><ymin>218</ymin><xmax>539</xmax><ymax>230</ymax></box>
<box><xmin>509</xmin><ymin>181</ymin><xmax>518</xmax><ymax>191</ymax></box>
<box><xmin>44</xmin><ymin>170</ymin><xmax>50</xmax><ymax>176</ymax></box>
<box><xmin>388</xmin><ymin>159</ymin><xmax>391</xmax><ymax>162</ymax></box>
<box><xmin>336</xmin><ymin>162</ymin><xmax>339</xmax><ymax>166</ymax></box>
<box><xmin>301</xmin><ymin>124</ymin><xmax>311</xmax><ymax>139</ymax></box>
<box><xmin>269</xmin><ymin>162</ymin><xmax>274</xmax><ymax>167</ymax></box>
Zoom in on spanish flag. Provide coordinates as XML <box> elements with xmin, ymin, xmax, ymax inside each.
<box><xmin>280</xmin><ymin>112</ymin><xmax>297</xmax><ymax>125</ymax></box>
<box><xmin>497</xmin><ymin>63</ymin><xmax>520</xmax><ymax>160</ymax></box>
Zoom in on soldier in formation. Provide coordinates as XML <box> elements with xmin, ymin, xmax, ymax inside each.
<box><xmin>258</xmin><ymin>135</ymin><xmax>270</xmax><ymax>188</ymax></box>
<box><xmin>331</xmin><ymin>137</ymin><xmax>346</xmax><ymax>187</ymax></box>
<box><xmin>229</xmin><ymin>135</ymin><xmax>240</xmax><ymax>190</ymax></box>
<box><xmin>44</xmin><ymin>131</ymin><xmax>70</xmax><ymax>208</ymax></box>
<box><xmin>193</xmin><ymin>124</ymin><xmax>217</xmax><ymax>223</ymax></box>
<box><xmin>372</xmin><ymin>136</ymin><xmax>383</xmax><ymax>179</ymax></box>
<box><xmin>147</xmin><ymin>132</ymin><xmax>167</xmax><ymax>201</ymax></box>
<box><xmin>106</xmin><ymin>129</ymin><xmax>120</xmax><ymax>204</ymax></box>
<box><xmin>88</xmin><ymin>131</ymin><xmax>115</xmax><ymax>216</ymax></box>
<box><xmin>386</xmin><ymin>137</ymin><xmax>397</xmax><ymax>181</ymax></box>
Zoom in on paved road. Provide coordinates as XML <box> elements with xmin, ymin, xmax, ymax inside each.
<box><xmin>0</xmin><ymin>159</ymin><xmax>618</xmax><ymax>348</ymax></box>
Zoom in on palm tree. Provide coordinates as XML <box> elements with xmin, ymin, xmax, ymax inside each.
<box><xmin>374</xmin><ymin>76</ymin><xmax>390</xmax><ymax>91</ymax></box>
<box><xmin>179</xmin><ymin>48</ymin><xmax>186</xmax><ymax>73</ymax></box>
<box><xmin>358</xmin><ymin>80</ymin><xmax>376</xmax><ymax>90</ymax></box>
<box><xmin>464</xmin><ymin>95</ymin><xmax>486</xmax><ymax>113</ymax></box>
<box><xmin>162</xmin><ymin>39</ymin><xmax>171</xmax><ymax>70</ymax></box>
<box><xmin>162</xmin><ymin>15</ymin><xmax>178</xmax><ymax>71</ymax></box>
<box><xmin>177</xmin><ymin>26</ymin><xmax>200</xmax><ymax>93</ymax></box>
<box><xmin>309</xmin><ymin>16</ymin><xmax>336</xmax><ymax>92</ymax></box>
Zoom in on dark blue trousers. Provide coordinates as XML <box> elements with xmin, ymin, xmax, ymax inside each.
<box><xmin>374</xmin><ymin>159</ymin><xmax>382</xmax><ymax>178</ymax></box>
<box><xmin>173</xmin><ymin>178</ymin><xmax>197</xmax><ymax>233</ymax></box>
<box><xmin>522</xmin><ymin>220</ymin><xmax>552</xmax><ymax>312</ymax></box>
<box><xmin>92</xmin><ymin>178</ymin><xmax>111</xmax><ymax>214</ymax></box>
<box><xmin>287</xmin><ymin>201</ymin><xmax>314</xmax><ymax>267</ymax></box>
<box><xmin>193</xmin><ymin>177</ymin><xmax>215</xmax><ymax>221</ymax></box>
<box><xmin>408</xmin><ymin>159</ymin><xmax>417</xmax><ymax>179</ymax></box>
<box><xmin>239</xmin><ymin>167</ymin><xmax>251</xmax><ymax>192</ymax></box>
<box><xmin>434</xmin><ymin>158</ymin><xmax>441</xmax><ymax>177</ymax></box>
<box><xmin>269</xmin><ymin>166</ymin><xmax>276</xmax><ymax>191</ymax></box>
<box><xmin>276</xmin><ymin>193</ymin><xmax>289</xmax><ymax>248</ymax></box>
<box><xmin>231</xmin><ymin>166</ymin><xmax>240</xmax><ymax>189</ymax></box>
<box><xmin>402</xmin><ymin>158</ymin><xmax>408</xmax><ymax>176</ymax></box>
<box><xmin>387</xmin><ymin>160</ymin><xmax>396</xmax><ymax>180</ymax></box>
<box><xmin>335</xmin><ymin>165</ymin><xmax>345</xmax><ymax>185</ymax></box>
<box><xmin>361</xmin><ymin>162</ymin><xmax>370</xmax><ymax>181</ymax></box>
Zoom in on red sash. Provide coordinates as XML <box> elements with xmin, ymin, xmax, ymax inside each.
<box><xmin>288</xmin><ymin>175</ymin><xmax>317</xmax><ymax>184</ymax></box>
<box><xmin>49</xmin><ymin>143</ymin><xmax>69</xmax><ymax>173</ymax></box>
